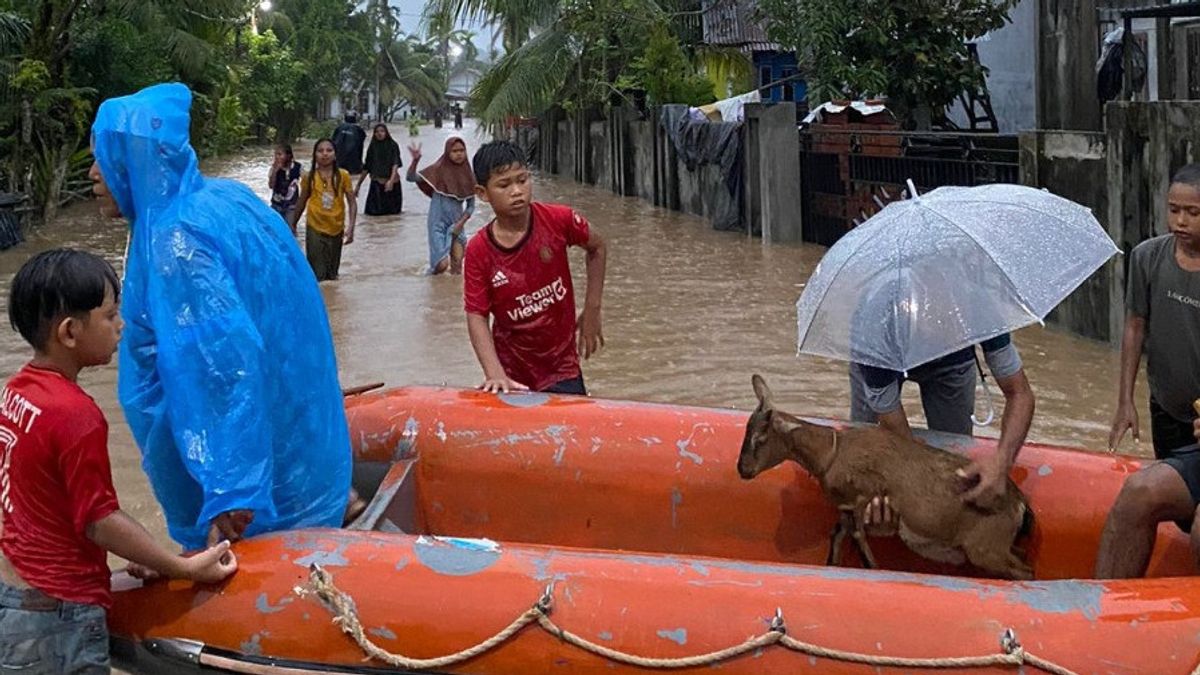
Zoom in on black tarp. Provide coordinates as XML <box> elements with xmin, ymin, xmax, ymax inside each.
<box><xmin>659</xmin><ymin>105</ymin><xmax>744</xmax><ymax>232</ymax></box>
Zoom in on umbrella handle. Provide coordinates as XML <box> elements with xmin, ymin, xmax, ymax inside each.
<box><xmin>972</xmin><ymin>376</ymin><xmax>996</xmax><ymax>427</ymax></box>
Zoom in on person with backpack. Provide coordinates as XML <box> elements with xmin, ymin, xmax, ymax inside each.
<box><xmin>332</xmin><ymin>112</ymin><xmax>367</xmax><ymax>175</ymax></box>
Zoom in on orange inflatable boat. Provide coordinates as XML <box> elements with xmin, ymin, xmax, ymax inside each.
<box><xmin>109</xmin><ymin>387</ymin><xmax>1200</xmax><ymax>674</ymax></box>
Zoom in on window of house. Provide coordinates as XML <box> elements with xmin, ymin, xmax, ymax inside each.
<box><xmin>759</xmin><ymin>65</ymin><xmax>774</xmax><ymax>98</ymax></box>
<box><xmin>781</xmin><ymin>67</ymin><xmax>797</xmax><ymax>101</ymax></box>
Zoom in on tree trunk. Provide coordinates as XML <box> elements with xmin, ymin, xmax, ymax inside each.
<box><xmin>41</xmin><ymin>146</ymin><xmax>65</xmax><ymax>224</ymax></box>
<box><xmin>17</xmin><ymin>99</ymin><xmax>32</xmax><ymax>195</ymax></box>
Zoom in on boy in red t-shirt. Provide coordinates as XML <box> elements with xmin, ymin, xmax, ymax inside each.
<box><xmin>0</xmin><ymin>249</ymin><xmax>236</xmax><ymax>673</ymax></box>
<box><xmin>464</xmin><ymin>141</ymin><xmax>608</xmax><ymax>394</ymax></box>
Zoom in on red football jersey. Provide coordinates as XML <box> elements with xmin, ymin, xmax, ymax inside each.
<box><xmin>464</xmin><ymin>202</ymin><xmax>591</xmax><ymax>391</ymax></box>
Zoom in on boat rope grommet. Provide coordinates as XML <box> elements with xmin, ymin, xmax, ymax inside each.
<box><xmin>1000</xmin><ymin>628</ymin><xmax>1020</xmax><ymax>654</ymax></box>
<box><xmin>769</xmin><ymin>607</ymin><xmax>787</xmax><ymax>634</ymax></box>
<box><xmin>536</xmin><ymin>583</ymin><xmax>555</xmax><ymax>615</ymax></box>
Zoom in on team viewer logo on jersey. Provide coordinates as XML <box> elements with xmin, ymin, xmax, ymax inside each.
<box><xmin>508</xmin><ymin>277</ymin><xmax>568</xmax><ymax>321</ymax></box>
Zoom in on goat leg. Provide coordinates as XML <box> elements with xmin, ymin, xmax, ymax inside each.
<box><xmin>826</xmin><ymin>514</ymin><xmax>850</xmax><ymax>566</ymax></box>
<box><xmin>849</xmin><ymin>517</ymin><xmax>880</xmax><ymax>569</ymax></box>
<box><xmin>827</xmin><ymin>507</ymin><xmax>862</xmax><ymax>567</ymax></box>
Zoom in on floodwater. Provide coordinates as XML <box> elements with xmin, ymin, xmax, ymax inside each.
<box><xmin>0</xmin><ymin>120</ymin><xmax>1149</xmax><ymax>549</ymax></box>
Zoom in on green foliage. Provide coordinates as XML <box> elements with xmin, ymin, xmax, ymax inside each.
<box><xmin>72</xmin><ymin>17</ymin><xmax>175</xmax><ymax>103</ymax></box>
<box><xmin>211</xmin><ymin>92</ymin><xmax>250</xmax><ymax>156</ymax></box>
<box><xmin>757</xmin><ymin>0</ymin><xmax>1017</xmax><ymax>124</ymax></box>
<box><xmin>0</xmin><ymin>0</ymin><xmax>449</xmax><ymax>221</ymax></box>
<box><xmin>696</xmin><ymin>46</ymin><xmax>754</xmax><ymax>99</ymax></box>
<box><xmin>238</xmin><ymin>30</ymin><xmax>308</xmax><ymax>141</ymax></box>
<box><xmin>630</xmin><ymin>24</ymin><xmax>715</xmax><ymax>107</ymax></box>
<box><xmin>305</xmin><ymin>118</ymin><xmax>338</xmax><ymax>140</ymax></box>
<box><xmin>441</xmin><ymin>0</ymin><xmax>713</xmax><ymax>128</ymax></box>
<box><xmin>0</xmin><ymin>10</ymin><xmax>28</xmax><ymax>56</ymax></box>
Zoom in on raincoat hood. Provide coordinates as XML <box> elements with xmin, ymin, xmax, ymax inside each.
<box><xmin>92</xmin><ymin>82</ymin><xmax>203</xmax><ymax>227</ymax></box>
<box><xmin>99</xmin><ymin>83</ymin><xmax>351</xmax><ymax>550</ymax></box>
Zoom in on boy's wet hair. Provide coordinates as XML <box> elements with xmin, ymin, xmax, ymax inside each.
<box><xmin>473</xmin><ymin>141</ymin><xmax>527</xmax><ymax>186</ymax></box>
<box><xmin>1172</xmin><ymin>163</ymin><xmax>1200</xmax><ymax>189</ymax></box>
<box><xmin>9</xmin><ymin>249</ymin><xmax>120</xmax><ymax>351</ymax></box>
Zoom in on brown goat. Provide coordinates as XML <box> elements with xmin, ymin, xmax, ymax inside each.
<box><xmin>738</xmin><ymin>374</ymin><xmax>1034</xmax><ymax>580</ymax></box>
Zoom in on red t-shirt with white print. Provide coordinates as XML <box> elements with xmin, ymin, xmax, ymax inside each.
<box><xmin>0</xmin><ymin>364</ymin><xmax>120</xmax><ymax>608</ymax></box>
<box><xmin>464</xmin><ymin>202</ymin><xmax>591</xmax><ymax>391</ymax></box>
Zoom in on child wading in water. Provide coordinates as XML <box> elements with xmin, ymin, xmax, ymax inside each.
<box><xmin>407</xmin><ymin>138</ymin><xmax>474</xmax><ymax>274</ymax></box>
<box><xmin>1096</xmin><ymin>163</ymin><xmax>1200</xmax><ymax>578</ymax></box>
<box><xmin>464</xmin><ymin>141</ymin><xmax>608</xmax><ymax>395</ymax></box>
<box><xmin>268</xmin><ymin>143</ymin><xmax>302</xmax><ymax>224</ymax></box>
<box><xmin>292</xmin><ymin>138</ymin><xmax>357</xmax><ymax>281</ymax></box>
<box><xmin>0</xmin><ymin>250</ymin><xmax>236</xmax><ymax>672</ymax></box>
<box><xmin>356</xmin><ymin>124</ymin><xmax>403</xmax><ymax>216</ymax></box>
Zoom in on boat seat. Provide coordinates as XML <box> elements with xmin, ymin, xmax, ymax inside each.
<box><xmin>346</xmin><ymin>458</ymin><xmax>420</xmax><ymax>533</ymax></box>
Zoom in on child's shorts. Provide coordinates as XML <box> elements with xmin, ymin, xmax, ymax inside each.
<box><xmin>0</xmin><ymin>580</ymin><xmax>109</xmax><ymax>674</ymax></box>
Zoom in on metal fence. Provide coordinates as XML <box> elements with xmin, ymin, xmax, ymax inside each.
<box><xmin>798</xmin><ymin>130</ymin><xmax>1021</xmax><ymax>246</ymax></box>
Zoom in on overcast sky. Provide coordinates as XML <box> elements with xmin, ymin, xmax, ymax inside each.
<box><xmin>388</xmin><ymin>0</ymin><xmax>498</xmax><ymax>58</ymax></box>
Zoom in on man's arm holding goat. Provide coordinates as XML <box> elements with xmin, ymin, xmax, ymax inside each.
<box><xmin>960</xmin><ymin>368</ymin><xmax>1035</xmax><ymax>509</ymax></box>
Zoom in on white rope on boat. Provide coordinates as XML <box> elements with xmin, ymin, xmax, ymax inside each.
<box><xmin>296</xmin><ymin>563</ymin><xmax>1082</xmax><ymax>673</ymax></box>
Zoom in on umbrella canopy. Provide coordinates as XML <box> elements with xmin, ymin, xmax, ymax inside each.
<box><xmin>796</xmin><ymin>183</ymin><xmax>1119</xmax><ymax>372</ymax></box>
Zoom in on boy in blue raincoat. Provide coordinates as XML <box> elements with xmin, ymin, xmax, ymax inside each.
<box><xmin>89</xmin><ymin>83</ymin><xmax>352</xmax><ymax>550</ymax></box>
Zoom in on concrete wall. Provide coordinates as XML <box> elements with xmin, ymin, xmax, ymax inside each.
<box><xmin>1106</xmin><ymin>102</ymin><xmax>1200</xmax><ymax>341</ymax></box>
<box><xmin>589</xmin><ymin>121</ymin><xmax>612</xmax><ymax>193</ymax></box>
<box><xmin>1038</xmin><ymin>0</ymin><xmax>1102</xmax><ymax>131</ymax></box>
<box><xmin>1019</xmin><ymin>131</ymin><xmax>1110</xmax><ymax>341</ymax></box>
<box><xmin>1018</xmin><ymin>102</ymin><xmax>1200</xmax><ymax>344</ymax></box>
<box><xmin>531</xmin><ymin>105</ymin><xmax>798</xmax><ymax>236</ymax></box>
<box><xmin>628</xmin><ymin>120</ymin><xmax>656</xmax><ymax>202</ymax></box>
<box><xmin>555</xmin><ymin>120</ymin><xmax>574</xmax><ymax>182</ymax></box>
<box><xmin>1107</xmin><ymin>102</ymin><xmax>1200</xmax><ymax>248</ymax></box>
<box><xmin>535</xmin><ymin>105</ymin><xmax>796</xmax><ymax>236</ymax></box>
<box><xmin>744</xmin><ymin>103</ymin><xmax>802</xmax><ymax>242</ymax></box>
<box><xmin>676</xmin><ymin>162</ymin><xmax>733</xmax><ymax>226</ymax></box>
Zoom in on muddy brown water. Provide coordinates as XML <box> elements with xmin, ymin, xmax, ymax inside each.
<box><xmin>0</xmin><ymin>120</ymin><xmax>1149</xmax><ymax>553</ymax></box>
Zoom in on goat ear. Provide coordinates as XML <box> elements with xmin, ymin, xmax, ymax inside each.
<box><xmin>769</xmin><ymin>412</ymin><xmax>800</xmax><ymax>436</ymax></box>
<box><xmin>751</xmin><ymin>374</ymin><xmax>775</xmax><ymax>409</ymax></box>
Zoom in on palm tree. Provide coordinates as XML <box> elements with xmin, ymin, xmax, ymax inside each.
<box><xmin>468</xmin><ymin>28</ymin><xmax>575</xmax><ymax>128</ymax></box>
<box><xmin>422</xmin><ymin>0</ymin><xmax>712</xmax><ymax>131</ymax></box>
<box><xmin>110</xmin><ymin>0</ymin><xmax>251</xmax><ymax>82</ymax></box>
<box><xmin>423</xmin><ymin>0</ymin><xmax>558</xmax><ymax>55</ymax></box>
<box><xmin>0</xmin><ymin>11</ymin><xmax>30</xmax><ymax>194</ymax></box>
<box><xmin>379</xmin><ymin>39</ymin><xmax>445</xmax><ymax>119</ymax></box>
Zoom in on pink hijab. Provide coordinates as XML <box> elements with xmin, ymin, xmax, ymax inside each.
<box><xmin>416</xmin><ymin>137</ymin><xmax>475</xmax><ymax>200</ymax></box>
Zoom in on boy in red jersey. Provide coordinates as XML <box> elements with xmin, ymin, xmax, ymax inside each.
<box><xmin>0</xmin><ymin>249</ymin><xmax>236</xmax><ymax>673</ymax></box>
<box><xmin>463</xmin><ymin>141</ymin><xmax>608</xmax><ymax>394</ymax></box>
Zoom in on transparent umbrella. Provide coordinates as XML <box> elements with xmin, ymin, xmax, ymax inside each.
<box><xmin>796</xmin><ymin>182</ymin><xmax>1118</xmax><ymax>375</ymax></box>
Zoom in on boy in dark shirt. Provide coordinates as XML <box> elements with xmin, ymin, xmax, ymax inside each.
<box><xmin>0</xmin><ymin>250</ymin><xmax>236</xmax><ymax>673</ymax></box>
<box><xmin>463</xmin><ymin>141</ymin><xmax>608</xmax><ymax>395</ymax></box>
<box><xmin>1098</xmin><ymin>163</ymin><xmax>1200</xmax><ymax>578</ymax></box>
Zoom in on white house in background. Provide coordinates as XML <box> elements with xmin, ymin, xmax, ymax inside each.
<box><xmin>317</xmin><ymin>87</ymin><xmax>379</xmax><ymax>121</ymax></box>
<box><xmin>447</xmin><ymin>65</ymin><xmax>485</xmax><ymax>102</ymax></box>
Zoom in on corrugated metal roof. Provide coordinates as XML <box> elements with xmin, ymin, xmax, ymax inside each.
<box><xmin>701</xmin><ymin>0</ymin><xmax>779</xmax><ymax>50</ymax></box>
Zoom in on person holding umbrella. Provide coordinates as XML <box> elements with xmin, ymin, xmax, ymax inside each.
<box><xmin>796</xmin><ymin>182</ymin><xmax>1118</xmax><ymax>521</ymax></box>
<box><xmin>849</xmin><ymin>326</ymin><xmax>1036</xmax><ymax>512</ymax></box>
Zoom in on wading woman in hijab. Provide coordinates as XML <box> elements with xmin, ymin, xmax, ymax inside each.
<box><xmin>355</xmin><ymin>123</ymin><xmax>403</xmax><ymax>216</ymax></box>
<box><xmin>407</xmin><ymin>137</ymin><xmax>474</xmax><ymax>274</ymax></box>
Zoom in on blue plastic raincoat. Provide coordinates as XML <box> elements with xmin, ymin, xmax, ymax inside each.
<box><xmin>94</xmin><ymin>83</ymin><xmax>351</xmax><ymax>549</ymax></box>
